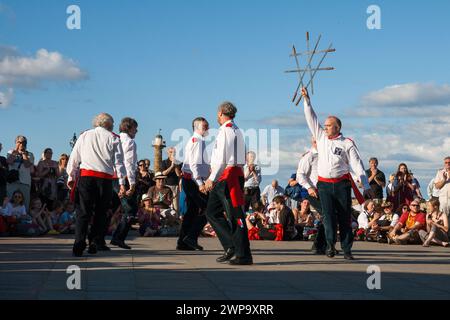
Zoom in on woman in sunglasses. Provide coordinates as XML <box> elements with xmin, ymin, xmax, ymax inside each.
<box><xmin>420</xmin><ymin>199</ymin><xmax>449</xmax><ymax>247</ymax></box>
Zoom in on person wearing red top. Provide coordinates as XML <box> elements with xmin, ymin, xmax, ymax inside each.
<box><xmin>388</xmin><ymin>198</ymin><xmax>426</xmax><ymax>245</ymax></box>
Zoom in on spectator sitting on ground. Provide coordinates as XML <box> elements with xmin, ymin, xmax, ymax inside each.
<box><xmin>294</xmin><ymin>199</ymin><xmax>316</xmax><ymax>240</ymax></box>
<box><xmin>138</xmin><ymin>193</ymin><xmax>161</xmax><ymax>237</ymax></box>
<box><xmin>30</xmin><ymin>197</ymin><xmax>59</xmax><ymax>235</ymax></box>
<box><xmin>50</xmin><ymin>201</ymin><xmax>64</xmax><ymax>232</ymax></box>
<box><xmin>146</xmin><ymin>172</ymin><xmax>178</xmax><ymax>232</ymax></box>
<box><xmin>58</xmin><ymin>201</ymin><xmax>76</xmax><ymax>234</ymax></box>
<box><xmin>272</xmin><ymin>195</ymin><xmax>298</xmax><ymax>241</ymax></box>
<box><xmin>388</xmin><ymin>198</ymin><xmax>426</xmax><ymax>245</ymax></box>
<box><xmin>356</xmin><ymin>200</ymin><xmax>381</xmax><ymax>240</ymax></box>
<box><xmin>246</xmin><ymin>201</ymin><xmax>284</xmax><ymax>241</ymax></box>
<box><xmin>1</xmin><ymin>191</ymin><xmax>28</xmax><ymax>233</ymax></box>
<box><xmin>372</xmin><ymin>201</ymin><xmax>399</xmax><ymax>243</ymax></box>
<box><xmin>420</xmin><ymin>199</ymin><xmax>449</xmax><ymax>247</ymax></box>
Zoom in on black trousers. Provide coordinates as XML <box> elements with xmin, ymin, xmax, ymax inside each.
<box><xmin>307</xmin><ymin>195</ymin><xmax>326</xmax><ymax>252</ymax></box>
<box><xmin>244</xmin><ymin>187</ymin><xmax>261</xmax><ymax>213</ymax></box>
<box><xmin>317</xmin><ymin>179</ymin><xmax>353</xmax><ymax>254</ymax></box>
<box><xmin>177</xmin><ymin>178</ymin><xmax>208</xmax><ymax>246</ymax></box>
<box><xmin>75</xmin><ymin>176</ymin><xmax>113</xmax><ymax>246</ymax></box>
<box><xmin>206</xmin><ymin>178</ymin><xmax>252</xmax><ymax>259</ymax></box>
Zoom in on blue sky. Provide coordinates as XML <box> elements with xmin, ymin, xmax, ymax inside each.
<box><xmin>1</xmin><ymin>0</ymin><xmax>450</xmax><ymax>196</ymax></box>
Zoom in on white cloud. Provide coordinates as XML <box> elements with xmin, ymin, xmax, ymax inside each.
<box><xmin>0</xmin><ymin>46</ymin><xmax>88</xmax><ymax>107</ymax></box>
<box><xmin>348</xmin><ymin>83</ymin><xmax>450</xmax><ymax>118</ymax></box>
<box><xmin>0</xmin><ymin>88</ymin><xmax>14</xmax><ymax>108</ymax></box>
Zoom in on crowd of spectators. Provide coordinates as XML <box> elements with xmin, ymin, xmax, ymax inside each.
<box><xmin>1</xmin><ymin>135</ymin><xmax>449</xmax><ymax>249</ymax></box>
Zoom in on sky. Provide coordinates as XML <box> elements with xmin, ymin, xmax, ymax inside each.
<box><xmin>1</xmin><ymin>0</ymin><xmax>450</xmax><ymax>197</ymax></box>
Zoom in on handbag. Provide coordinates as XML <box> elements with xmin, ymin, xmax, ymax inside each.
<box><xmin>6</xmin><ymin>161</ymin><xmax>22</xmax><ymax>184</ymax></box>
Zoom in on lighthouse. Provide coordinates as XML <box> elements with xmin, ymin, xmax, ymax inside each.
<box><xmin>152</xmin><ymin>129</ymin><xmax>166</xmax><ymax>173</ymax></box>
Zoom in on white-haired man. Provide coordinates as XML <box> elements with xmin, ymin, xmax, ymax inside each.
<box><xmin>67</xmin><ymin>113</ymin><xmax>127</xmax><ymax>257</ymax></box>
<box><xmin>434</xmin><ymin>156</ymin><xmax>450</xmax><ymax>216</ymax></box>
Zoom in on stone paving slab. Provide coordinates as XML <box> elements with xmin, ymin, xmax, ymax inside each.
<box><xmin>1</xmin><ymin>234</ymin><xmax>450</xmax><ymax>300</ymax></box>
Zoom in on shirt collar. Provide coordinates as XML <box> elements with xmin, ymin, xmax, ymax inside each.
<box><xmin>193</xmin><ymin>132</ymin><xmax>203</xmax><ymax>140</ymax></box>
<box><xmin>327</xmin><ymin>133</ymin><xmax>342</xmax><ymax>140</ymax></box>
<box><xmin>221</xmin><ymin>120</ymin><xmax>233</xmax><ymax>128</ymax></box>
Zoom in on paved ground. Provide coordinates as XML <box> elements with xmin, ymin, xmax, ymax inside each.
<box><xmin>1</xmin><ymin>233</ymin><xmax>450</xmax><ymax>300</ymax></box>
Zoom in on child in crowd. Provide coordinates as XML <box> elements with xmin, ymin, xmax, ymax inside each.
<box><xmin>50</xmin><ymin>201</ymin><xmax>64</xmax><ymax>232</ymax></box>
<box><xmin>58</xmin><ymin>201</ymin><xmax>76</xmax><ymax>234</ymax></box>
<box><xmin>0</xmin><ymin>191</ymin><xmax>29</xmax><ymax>234</ymax></box>
<box><xmin>29</xmin><ymin>198</ymin><xmax>59</xmax><ymax>235</ymax></box>
<box><xmin>138</xmin><ymin>194</ymin><xmax>161</xmax><ymax>237</ymax></box>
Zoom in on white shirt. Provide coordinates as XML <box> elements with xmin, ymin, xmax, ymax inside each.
<box><xmin>357</xmin><ymin>210</ymin><xmax>374</xmax><ymax>230</ymax></box>
<box><xmin>181</xmin><ymin>132</ymin><xmax>211</xmax><ymax>186</ymax></box>
<box><xmin>0</xmin><ymin>203</ymin><xmax>27</xmax><ymax>218</ymax></box>
<box><xmin>7</xmin><ymin>150</ymin><xmax>35</xmax><ymax>186</ymax></box>
<box><xmin>120</xmin><ymin>132</ymin><xmax>138</xmax><ymax>186</ymax></box>
<box><xmin>296</xmin><ymin>148</ymin><xmax>318</xmax><ymax>190</ymax></box>
<box><xmin>378</xmin><ymin>213</ymin><xmax>399</xmax><ymax>228</ymax></box>
<box><xmin>209</xmin><ymin>120</ymin><xmax>246</xmax><ymax>182</ymax></box>
<box><xmin>428</xmin><ymin>177</ymin><xmax>440</xmax><ymax>199</ymax></box>
<box><xmin>244</xmin><ymin>164</ymin><xmax>262</xmax><ymax>188</ymax></box>
<box><xmin>303</xmin><ymin>98</ymin><xmax>370</xmax><ymax>190</ymax></box>
<box><xmin>434</xmin><ymin>168</ymin><xmax>450</xmax><ymax>199</ymax></box>
<box><xmin>261</xmin><ymin>184</ymin><xmax>285</xmax><ymax>204</ymax></box>
<box><xmin>67</xmin><ymin>127</ymin><xmax>127</xmax><ymax>185</ymax></box>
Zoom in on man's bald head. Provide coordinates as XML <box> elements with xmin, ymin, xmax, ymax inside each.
<box><xmin>324</xmin><ymin>116</ymin><xmax>342</xmax><ymax>137</ymax></box>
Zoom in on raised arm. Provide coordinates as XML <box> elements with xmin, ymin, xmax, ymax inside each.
<box><xmin>302</xmin><ymin>87</ymin><xmax>324</xmax><ymax>141</ymax></box>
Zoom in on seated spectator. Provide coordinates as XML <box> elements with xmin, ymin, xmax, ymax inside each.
<box><xmin>388</xmin><ymin>198</ymin><xmax>426</xmax><ymax>245</ymax></box>
<box><xmin>294</xmin><ymin>199</ymin><xmax>316</xmax><ymax>240</ymax></box>
<box><xmin>29</xmin><ymin>197</ymin><xmax>59</xmax><ymax>235</ymax></box>
<box><xmin>372</xmin><ymin>201</ymin><xmax>399</xmax><ymax>243</ymax></box>
<box><xmin>273</xmin><ymin>195</ymin><xmax>298</xmax><ymax>241</ymax></box>
<box><xmin>0</xmin><ymin>191</ymin><xmax>29</xmax><ymax>234</ymax></box>
<box><xmin>146</xmin><ymin>172</ymin><xmax>179</xmax><ymax>233</ymax></box>
<box><xmin>58</xmin><ymin>201</ymin><xmax>76</xmax><ymax>234</ymax></box>
<box><xmin>50</xmin><ymin>201</ymin><xmax>64</xmax><ymax>232</ymax></box>
<box><xmin>420</xmin><ymin>199</ymin><xmax>449</xmax><ymax>247</ymax></box>
<box><xmin>246</xmin><ymin>201</ymin><xmax>283</xmax><ymax>241</ymax></box>
<box><xmin>356</xmin><ymin>200</ymin><xmax>381</xmax><ymax>240</ymax></box>
<box><xmin>138</xmin><ymin>194</ymin><xmax>161</xmax><ymax>237</ymax></box>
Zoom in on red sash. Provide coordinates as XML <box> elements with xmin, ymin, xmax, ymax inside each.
<box><xmin>182</xmin><ymin>172</ymin><xmax>192</xmax><ymax>180</ymax></box>
<box><xmin>318</xmin><ymin>173</ymin><xmax>365</xmax><ymax>205</ymax></box>
<box><xmin>218</xmin><ymin>166</ymin><xmax>244</xmax><ymax>208</ymax></box>
<box><xmin>80</xmin><ymin>169</ymin><xmax>114</xmax><ymax>180</ymax></box>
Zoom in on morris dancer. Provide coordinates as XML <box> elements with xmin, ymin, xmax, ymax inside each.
<box><xmin>205</xmin><ymin>102</ymin><xmax>253</xmax><ymax>265</ymax></box>
<box><xmin>67</xmin><ymin>113</ymin><xmax>126</xmax><ymax>257</ymax></box>
<box><xmin>301</xmin><ymin>87</ymin><xmax>373</xmax><ymax>260</ymax></box>
<box><xmin>177</xmin><ymin>117</ymin><xmax>210</xmax><ymax>251</ymax></box>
